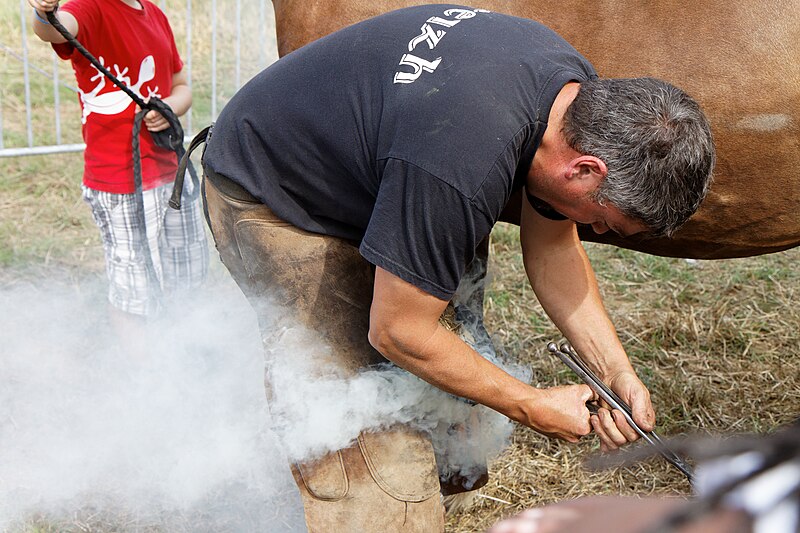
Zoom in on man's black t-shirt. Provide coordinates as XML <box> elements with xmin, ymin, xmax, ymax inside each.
<box><xmin>203</xmin><ymin>4</ymin><xmax>596</xmax><ymax>299</ymax></box>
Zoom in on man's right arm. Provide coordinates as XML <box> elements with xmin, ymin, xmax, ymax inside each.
<box><xmin>28</xmin><ymin>0</ymin><xmax>77</xmax><ymax>43</ymax></box>
<box><xmin>368</xmin><ymin>266</ymin><xmax>596</xmax><ymax>442</ymax></box>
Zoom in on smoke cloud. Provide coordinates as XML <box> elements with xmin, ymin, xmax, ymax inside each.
<box><xmin>0</xmin><ymin>274</ymin><xmax>306</xmax><ymax>532</ymax></box>
<box><xmin>1</xmin><ymin>259</ymin><xmax>527</xmax><ymax>530</ymax></box>
<box><xmin>264</xmin><ymin>255</ymin><xmax>531</xmax><ymax>488</ymax></box>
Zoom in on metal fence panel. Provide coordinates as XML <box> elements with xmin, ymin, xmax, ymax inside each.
<box><xmin>0</xmin><ymin>0</ymin><xmax>278</xmax><ymax>157</ymax></box>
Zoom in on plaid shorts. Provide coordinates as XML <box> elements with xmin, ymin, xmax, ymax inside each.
<box><xmin>82</xmin><ymin>182</ymin><xmax>209</xmax><ymax>317</ymax></box>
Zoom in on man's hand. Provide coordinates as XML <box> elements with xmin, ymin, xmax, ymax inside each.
<box><xmin>523</xmin><ymin>384</ymin><xmax>597</xmax><ymax>442</ymax></box>
<box><xmin>591</xmin><ymin>370</ymin><xmax>655</xmax><ymax>451</ymax></box>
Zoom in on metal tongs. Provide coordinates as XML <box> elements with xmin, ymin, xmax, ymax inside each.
<box><xmin>547</xmin><ymin>341</ymin><xmax>694</xmax><ymax>483</ymax></box>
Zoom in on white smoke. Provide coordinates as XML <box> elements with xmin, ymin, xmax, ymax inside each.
<box><xmin>267</xmin><ymin>344</ymin><xmax>520</xmax><ymax>488</ymax></box>
<box><xmin>0</xmin><ymin>258</ymin><xmax>528</xmax><ymax>530</ymax></box>
<box><xmin>264</xmin><ymin>255</ymin><xmax>530</xmax><ymax>489</ymax></box>
<box><xmin>0</xmin><ymin>274</ymin><xmax>306</xmax><ymax>532</ymax></box>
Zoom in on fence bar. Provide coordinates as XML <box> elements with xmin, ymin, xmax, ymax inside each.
<box><xmin>53</xmin><ymin>53</ymin><xmax>61</xmax><ymax>143</ymax></box>
<box><xmin>0</xmin><ymin>143</ymin><xmax>86</xmax><ymax>157</ymax></box>
<box><xmin>259</xmin><ymin>0</ymin><xmax>266</xmax><ymax>69</ymax></box>
<box><xmin>19</xmin><ymin>0</ymin><xmax>34</xmax><ymax>147</ymax></box>
<box><xmin>0</xmin><ymin>90</ymin><xmax>4</xmax><ymax>150</ymax></box>
<box><xmin>211</xmin><ymin>0</ymin><xmax>217</xmax><ymax>120</ymax></box>
<box><xmin>185</xmin><ymin>0</ymin><xmax>193</xmax><ymax>134</ymax></box>
<box><xmin>4</xmin><ymin>132</ymin><xmax>198</xmax><ymax>157</ymax></box>
<box><xmin>235</xmin><ymin>0</ymin><xmax>241</xmax><ymax>88</ymax></box>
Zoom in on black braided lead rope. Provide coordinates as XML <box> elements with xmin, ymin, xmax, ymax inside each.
<box><xmin>132</xmin><ymin>109</ymin><xmax>163</xmax><ymax>299</ymax></box>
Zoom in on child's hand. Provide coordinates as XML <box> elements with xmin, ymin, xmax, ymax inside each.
<box><xmin>134</xmin><ymin>104</ymin><xmax>170</xmax><ymax>132</ymax></box>
<box><xmin>29</xmin><ymin>0</ymin><xmax>58</xmax><ymax>13</ymax></box>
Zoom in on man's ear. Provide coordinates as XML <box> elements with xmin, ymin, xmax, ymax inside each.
<box><xmin>565</xmin><ymin>155</ymin><xmax>607</xmax><ymax>191</ymax></box>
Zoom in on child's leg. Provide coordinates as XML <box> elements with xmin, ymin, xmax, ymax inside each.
<box><xmin>81</xmin><ymin>185</ymin><xmax>159</xmax><ymax>353</ymax></box>
<box><xmin>158</xmin><ymin>185</ymin><xmax>209</xmax><ymax>295</ymax></box>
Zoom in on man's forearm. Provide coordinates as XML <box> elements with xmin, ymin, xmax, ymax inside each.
<box><xmin>520</xmin><ymin>205</ymin><xmax>655</xmax><ymax>437</ymax></box>
<box><xmin>526</xmin><ymin>239</ymin><xmax>634</xmax><ymax>380</ymax></box>
<box><xmin>369</xmin><ymin>265</ymin><xmax>597</xmax><ymax>441</ymax></box>
<box><xmin>370</xmin><ymin>320</ymin><xmax>540</xmax><ymax>425</ymax></box>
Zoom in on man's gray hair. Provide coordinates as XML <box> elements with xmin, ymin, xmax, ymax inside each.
<box><xmin>562</xmin><ymin>77</ymin><xmax>716</xmax><ymax>237</ymax></box>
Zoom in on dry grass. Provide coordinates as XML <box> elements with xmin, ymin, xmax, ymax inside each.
<box><xmin>3</xmin><ymin>2</ymin><xmax>799</xmax><ymax>531</ymax></box>
<box><xmin>446</xmin><ymin>224</ymin><xmax>800</xmax><ymax>532</ymax></box>
<box><xmin>0</xmin><ymin>153</ymin><xmax>100</xmax><ymax>276</ymax></box>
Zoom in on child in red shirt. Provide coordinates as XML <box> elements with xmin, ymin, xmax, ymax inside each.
<box><xmin>29</xmin><ymin>0</ymin><xmax>208</xmax><ymax>343</ymax></box>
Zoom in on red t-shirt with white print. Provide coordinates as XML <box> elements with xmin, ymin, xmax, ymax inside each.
<box><xmin>53</xmin><ymin>0</ymin><xmax>183</xmax><ymax>193</ymax></box>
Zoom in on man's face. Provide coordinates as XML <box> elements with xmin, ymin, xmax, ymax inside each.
<box><xmin>548</xmin><ymin>192</ymin><xmax>649</xmax><ymax>238</ymax></box>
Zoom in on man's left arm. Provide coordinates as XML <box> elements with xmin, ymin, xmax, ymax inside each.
<box><xmin>519</xmin><ymin>198</ymin><xmax>656</xmax><ymax>451</ymax></box>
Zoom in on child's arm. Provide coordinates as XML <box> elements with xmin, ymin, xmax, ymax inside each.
<box><xmin>28</xmin><ymin>0</ymin><xmax>78</xmax><ymax>43</ymax></box>
<box><xmin>140</xmin><ymin>68</ymin><xmax>192</xmax><ymax>132</ymax></box>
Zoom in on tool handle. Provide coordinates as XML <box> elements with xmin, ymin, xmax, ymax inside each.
<box><xmin>547</xmin><ymin>342</ymin><xmax>694</xmax><ymax>482</ymax></box>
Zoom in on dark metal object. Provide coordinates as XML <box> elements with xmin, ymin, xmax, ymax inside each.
<box><xmin>547</xmin><ymin>341</ymin><xmax>695</xmax><ymax>483</ymax></box>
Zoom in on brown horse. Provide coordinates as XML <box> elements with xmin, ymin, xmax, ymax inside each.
<box><xmin>271</xmin><ymin>0</ymin><xmax>800</xmax><ymax>259</ymax></box>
